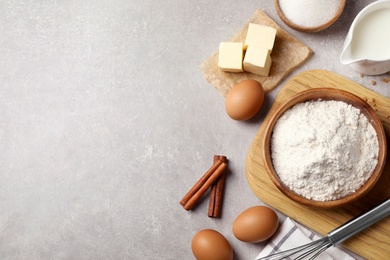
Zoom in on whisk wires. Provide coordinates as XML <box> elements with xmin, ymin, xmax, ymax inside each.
<box><xmin>256</xmin><ymin>237</ymin><xmax>332</xmax><ymax>260</ymax></box>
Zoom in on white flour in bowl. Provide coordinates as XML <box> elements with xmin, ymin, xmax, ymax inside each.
<box><xmin>271</xmin><ymin>100</ymin><xmax>379</xmax><ymax>201</ymax></box>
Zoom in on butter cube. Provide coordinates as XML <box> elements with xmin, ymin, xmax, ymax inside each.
<box><xmin>244</xmin><ymin>23</ymin><xmax>277</xmax><ymax>52</ymax></box>
<box><xmin>218</xmin><ymin>42</ymin><xmax>244</xmax><ymax>72</ymax></box>
<box><xmin>243</xmin><ymin>46</ymin><xmax>272</xmax><ymax>76</ymax></box>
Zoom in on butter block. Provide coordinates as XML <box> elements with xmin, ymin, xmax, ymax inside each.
<box><xmin>244</xmin><ymin>23</ymin><xmax>277</xmax><ymax>52</ymax></box>
<box><xmin>218</xmin><ymin>42</ymin><xmax>244</xmax><ymax>72</ymax></box>
<box><xmin>243</xmin><ymin>45</ymin><xmax>272</xmax><ymax>76</ymax></box>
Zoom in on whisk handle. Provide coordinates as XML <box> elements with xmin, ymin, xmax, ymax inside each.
<box><xmin>328</xmin><ymin>197</ymin><xmax>390</xmax><ymax>246</ymax></box>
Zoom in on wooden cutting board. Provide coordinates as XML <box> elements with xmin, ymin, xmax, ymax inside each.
<box><xmin>246</xmin><ymin>70</ymin><xmax>390</xmax><ymax>259</ymax></box>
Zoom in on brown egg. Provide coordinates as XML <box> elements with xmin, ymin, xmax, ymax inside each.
<box><xmin>225</xmin><ymin>80</ymin><xmax>265</xmax><ymax>121</ymax></box>
<box><xmin>191</xmin><ymin>229</ymin><xmax>233</xmax><ymax>260</ymax></box>
<box><xmin>232</xmin><ymin>206</ymin><xmax>278</xmax><ymax>243</ymax></box>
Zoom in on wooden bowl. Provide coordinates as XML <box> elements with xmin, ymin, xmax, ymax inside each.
<box><xmin>263</xmin><ymin>88</ymin><xmax>387</xmax><ymax>208</ymax></box>
<box><xmin>274</xmin><ymin>0</ymin><xmax>346</xmax><ymax>33</ymax></box>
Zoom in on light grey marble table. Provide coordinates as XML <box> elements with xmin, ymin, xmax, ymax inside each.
<box><xmin>0</xmin><ymin>0</ymin><xmax>386</xmax><ymax>259</ymax></box>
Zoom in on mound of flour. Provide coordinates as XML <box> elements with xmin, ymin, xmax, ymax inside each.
<box><xmin>271</xmin><ymin>100</ymin><xmax>379</xmax><ymax>201</ymax></box>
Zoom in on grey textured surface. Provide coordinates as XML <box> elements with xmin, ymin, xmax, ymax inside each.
<box><xmin>0</xmin><ymin>0</ymin><xmax>386</xmax><ymax>259</ymax></box>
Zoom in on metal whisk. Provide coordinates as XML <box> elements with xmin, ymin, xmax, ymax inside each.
<box><xmin>257</xmin><ymin>197</ymin><xmax>390</xmax><ymax>260</ymax></box>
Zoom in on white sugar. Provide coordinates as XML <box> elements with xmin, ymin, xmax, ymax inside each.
<box><xmin>279</xmin><ymin>0</ymin><xmax>342</xmax><ymax>28</ymax></box>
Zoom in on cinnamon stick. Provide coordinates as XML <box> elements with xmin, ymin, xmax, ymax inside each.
<box><xmin>180</xmin><ymin>159</ymin><xmax>223</xmax><ymax>206</ymax></box>
<box><xmin>183</xmin><ymin>161</ymin><xmax>227</xmax><ymax>211</ymax></box>
<box><xmin>208</xmin><ymin>155</ymin><xmax>227</xmax><ymax>218</ymax></box>
<box><xmin>213</xmin><ymin>173</ymin><xmax>226</xmax><ymax>217</ymax></box>
<box><xmin>208</xmin><ymin>157</ymin><xmax>219</xmax><ymax>215</ymax></box>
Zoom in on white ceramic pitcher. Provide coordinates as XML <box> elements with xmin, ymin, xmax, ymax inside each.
<box><xmin>340</xmin><ymin>0</ymin><xmax>390</xmax><ymax>75</ymax></box>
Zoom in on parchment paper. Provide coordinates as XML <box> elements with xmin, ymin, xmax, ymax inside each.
<box><xmin>200</xmin><ymin>9</ymin><xmax>313</xmax><ymax>96</ymax></box>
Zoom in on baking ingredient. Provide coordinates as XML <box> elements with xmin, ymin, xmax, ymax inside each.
<box><xmin>278</xmin><ymin>0</ymin><xmax>342</xmax><ymax>28</ymax></box>
<box><xmin>243</xmin><ymin>46</ymin><xmax>272</xmax><ymax>76</ymax></box>
<box><xmin>244</xmin><ymin>23</ymin><xmax>277</xmax><ymax>52</ymax></box>
<box><xmin>180</xmin><ymin>159</ymin><xmax>227</xmax><ymax>210</ymax></box>
<box><xmin>208</xmin><ymin>155</ymin><xmax>227</xmax><ymax>218</ymax></box>
<box><xmin>225</xmin><ymin>80</ymin><xmax>264</xmax><ymax>121</ymax></box>
<box><xmin>191</xmin><ymin>229</ymin><xmax>233</xmax><ymax>260</ymax></box>
<box><xmin>232</xmin><ymin>206</ymin><xmax>279</xmax><ymax>243</ymax></box>
<box><xmin>271</xmin><ymin>100</ymin><xmax>379</xmax><ymax>201</ymax></box>
<box><xmin>218</xmin><ymin>42</ymin><xmax>244</xmax><ymax>72</ymax></box>
<box><xmin>217</xmin><ymin>23</ymin><xmax>276</xmax><ymax>76</ymax></box>
<box><xmin>201</xmin><ymin>9</ymin><xmax>313</xmax><ymax>96</ymax></box>
<box><xmin>180</xmin><ymin>155</ymin><xmax>228</xmax><ymax>216</ymax></box>
<box><xmin>350</xmin><ymin>8</ymin><xmax>390</xmax><ymax>60</ymax></box>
